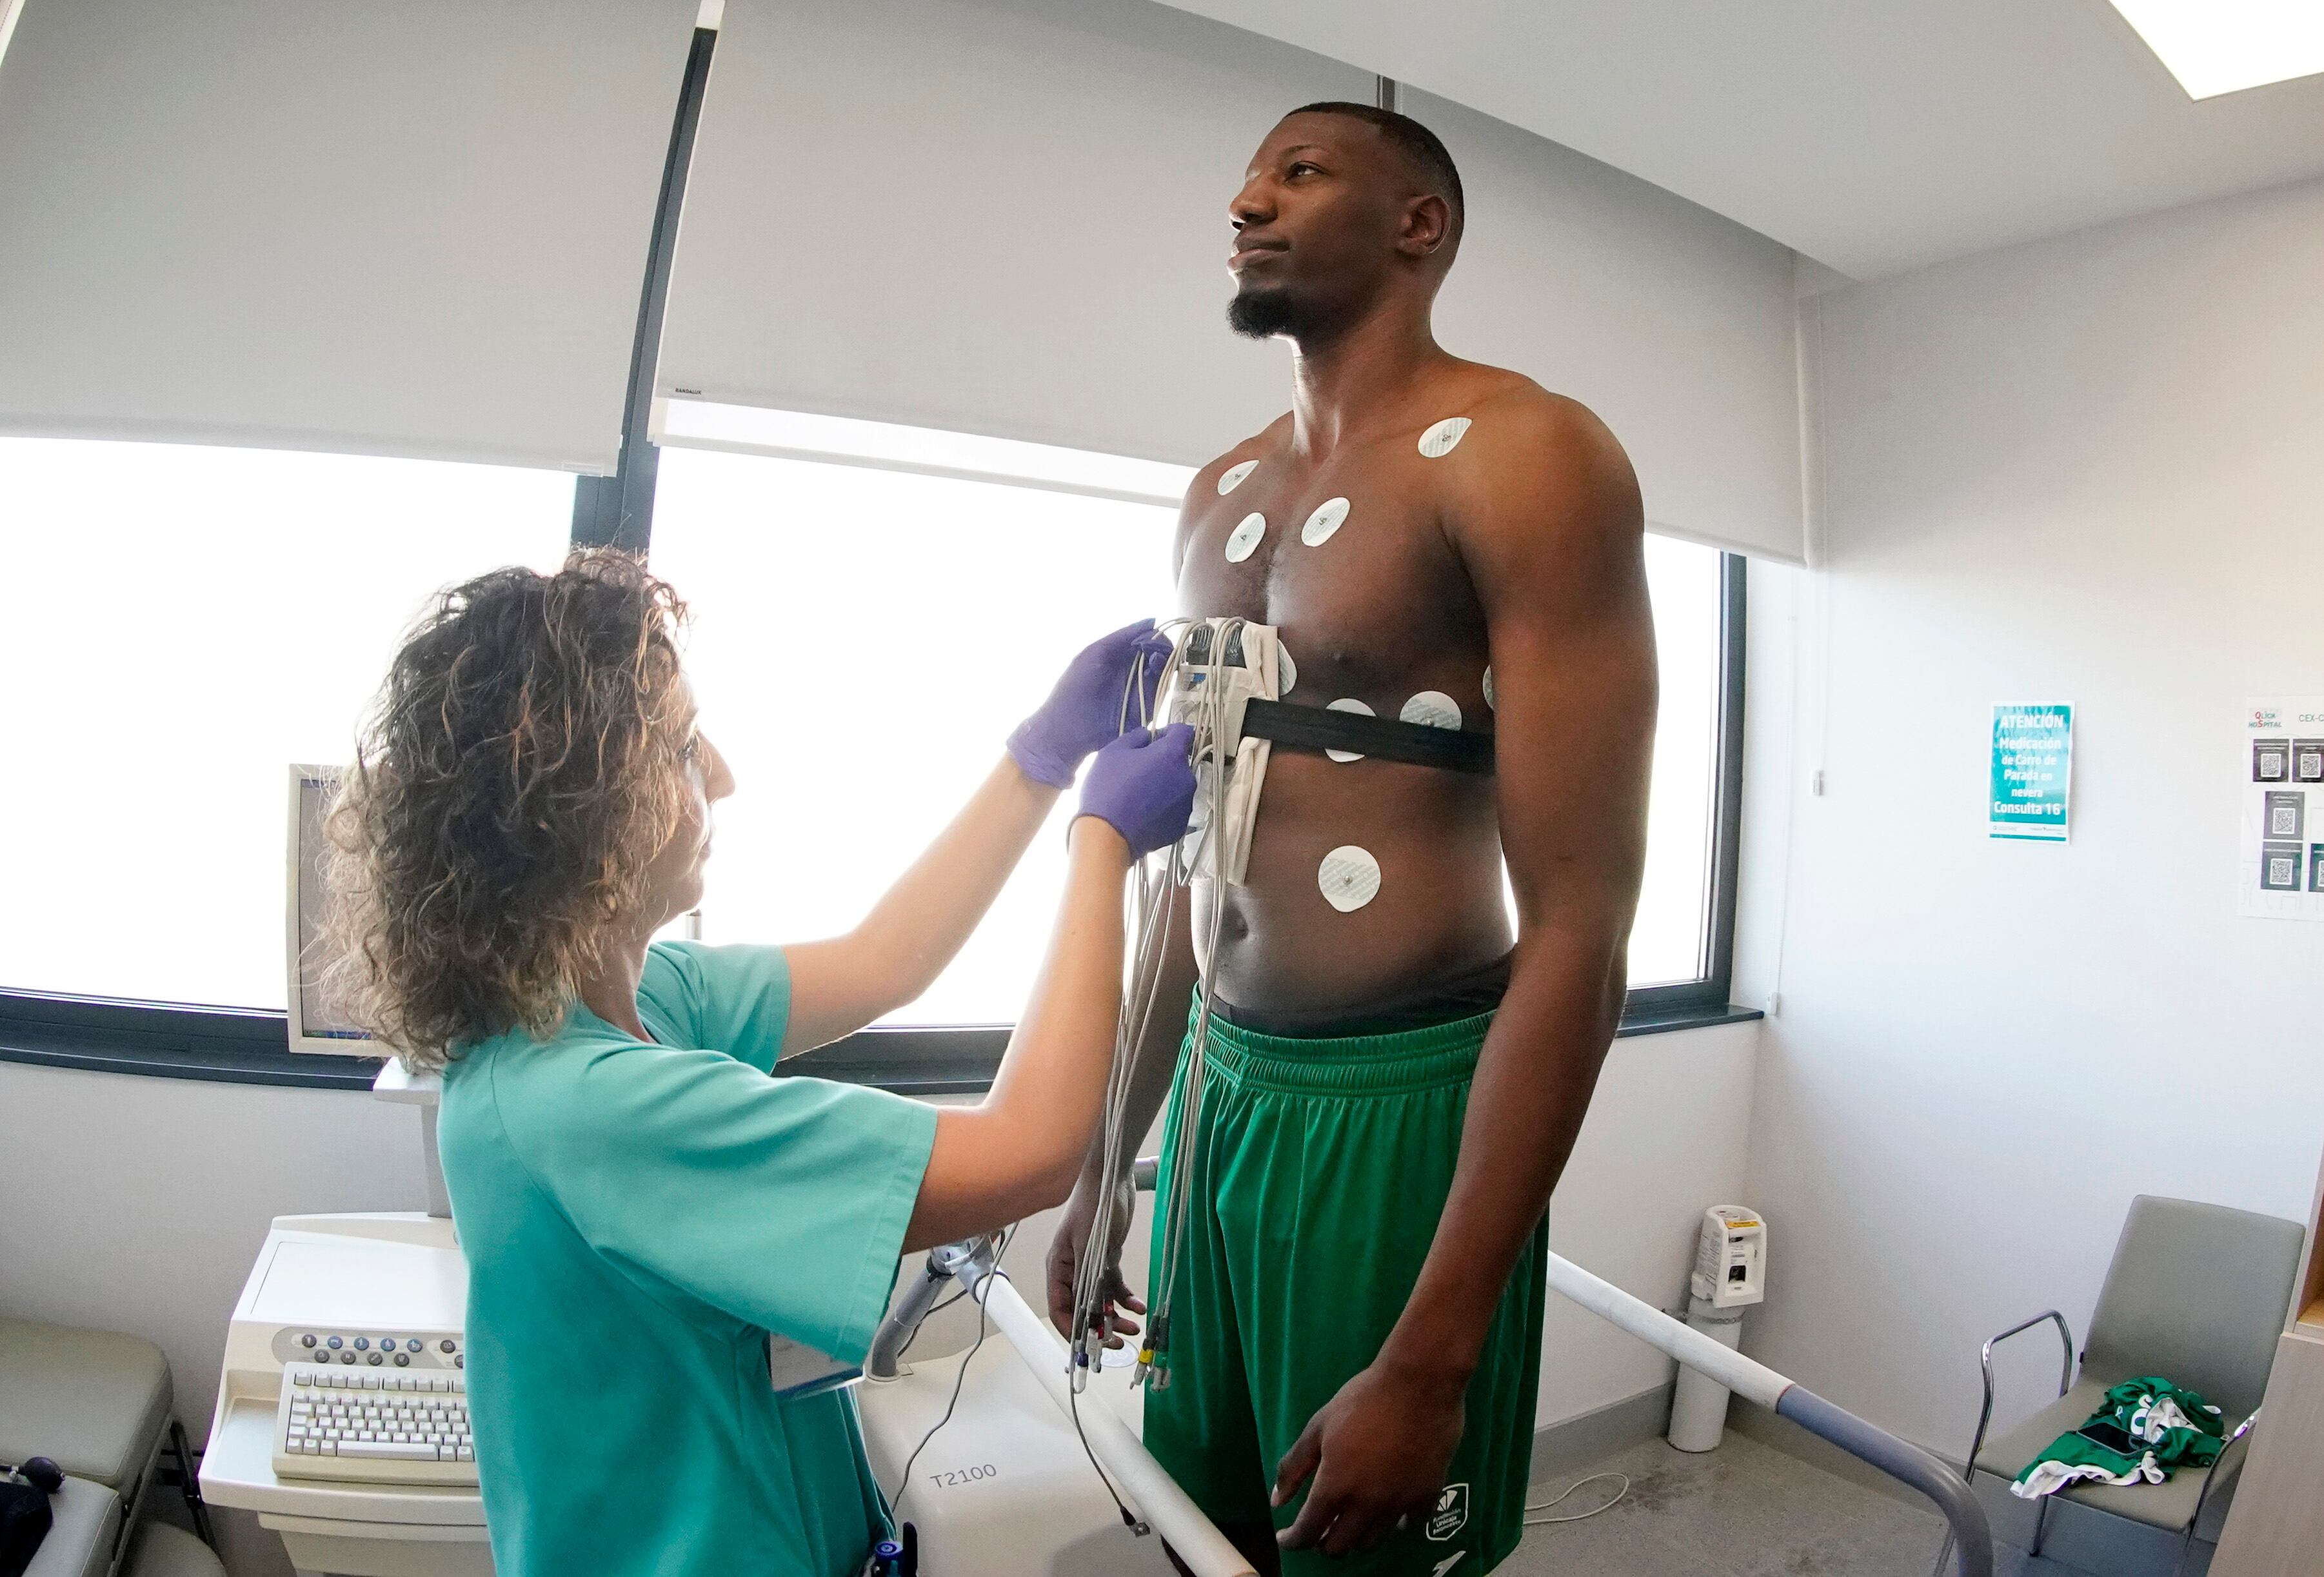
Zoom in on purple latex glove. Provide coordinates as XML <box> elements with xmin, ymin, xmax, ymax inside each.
<box><xmin>1008</xmin><ymin>619</ymin><xmax>1175</xmax><ymax>789</ymax></box>
<box><xmin>1075</xmin><ymin>724</ymin><xmax>1197</xmax><ymax>857</ymax></box>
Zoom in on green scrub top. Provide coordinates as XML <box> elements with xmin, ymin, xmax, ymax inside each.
<box><xmin>436</xmin><ymin>941</ymin><xmax>939</xmax><ymax>1577</ymax></box>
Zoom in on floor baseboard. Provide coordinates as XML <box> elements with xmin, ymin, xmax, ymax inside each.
<box><xmin>1528</xmin><ymin>1384</ymin><xmax>1673</xmax><ymax>1483</ymax></box>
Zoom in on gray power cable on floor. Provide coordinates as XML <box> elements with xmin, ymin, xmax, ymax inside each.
<box><xmin>1524</xmin><ymin>1471</ymin><xmax>1630</xmax><ymax>1525</ymax></box>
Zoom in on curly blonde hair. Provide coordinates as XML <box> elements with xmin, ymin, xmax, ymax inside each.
<box><xmin>323</xmin><ymin>550</ymin><xmax>693</xmax><ymax>1069</ymax></box>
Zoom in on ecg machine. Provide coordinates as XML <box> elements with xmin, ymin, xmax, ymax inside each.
<box><xmin>199</xmin><ymin>1213</ymin><xmax>491</xmax><ymax>1577</ymax></box>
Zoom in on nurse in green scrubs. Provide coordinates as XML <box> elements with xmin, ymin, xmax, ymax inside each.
<box><xmin>323</xmin><ymin>551</ymin><xmax>1193</xmax><ymax>1577</ymax></box>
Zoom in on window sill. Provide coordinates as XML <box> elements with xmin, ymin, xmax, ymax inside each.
<box><xmin>0</xmin><ymin>994</ymin><xmax>1761</xmax><ymax>1093</ymax></box>
<box><xmin>1616</xmin><ymin>1002</ymin><xmax>1765</xmax><ymax>1038</ymax></box>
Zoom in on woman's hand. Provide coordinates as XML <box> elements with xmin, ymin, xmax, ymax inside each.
<box><xmin>1007</xmin><ymin>620</ymin><xmax>1176</xmax><ymax>788</ymax></box>
<box><xmin>1074</xmin><ymin>724</ymin><xmax>1197</xmax><ymax>857</ymax></box>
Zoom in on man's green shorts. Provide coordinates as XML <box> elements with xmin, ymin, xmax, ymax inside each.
<box><xmin>1143</xmin><ymin>997</ymin><xmax>1547</xmax><ymax>1576</ymax></box>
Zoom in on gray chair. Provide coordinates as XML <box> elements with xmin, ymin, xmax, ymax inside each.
<box><xmin>0</xmin><ymin>1317</ymin><xmax>215</xmax><ymax>1577</ymax></box>
<box><xmin>1946</xmin><ymin>1196</ymin><xmax>2303</xmax><ymax>1577</ymax></box>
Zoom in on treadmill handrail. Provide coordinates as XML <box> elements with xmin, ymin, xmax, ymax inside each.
<box><xmin>1538</xmin><ymin>1251</ymin><xmax>1992</xmax><ymax>1577</ymax></box>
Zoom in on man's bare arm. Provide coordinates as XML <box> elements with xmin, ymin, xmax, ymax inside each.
<box><xmin>1275</xmin><ymin>392</ymin><xmax>1655</xmax><ymax>1554</ymax></box>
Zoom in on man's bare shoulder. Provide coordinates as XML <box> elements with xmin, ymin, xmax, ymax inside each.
<box><xmin>1435</xmin><ymin>373</ymin><xmax>1640</xmax><ymax>547</ymax></box>
<box><xmin>1446</xmin><ymin>372</ymin><xmax>1624</xmax><ymax>468</ymax></box>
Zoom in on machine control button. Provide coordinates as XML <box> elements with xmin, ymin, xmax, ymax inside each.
<box><xmin>300</xmin><ymin>1333</ymin><xmax>317</xmax><ymax>1348</ymax></box>
<box><xmin>439</xmin><ymin>1340</ymin><xmax>456</xmax><ymax>1354</ymax></box>
<box><xmin>366</xmin><ymin>1352</ymin><xmax>383</xmax><ymax>1366</ymax></box>
<box><xmin>326</xmin><ymin>1336</ymin><xmax>343</xmax><ymax>1350</ymax></box>
<box><xmin>339</xmin><ymin>1351</ymin><xmax>357</xmax><ymax>1364</ymax></box>
<box><xmin>394</xmin><ymin>1353</ymin><xmax>410</xmax><ymax>1367</ymax></box>
<box><xmin>353</xmin><ymin>1338</ymin><xmax>368</xmax><ymax>1351</ymax></box>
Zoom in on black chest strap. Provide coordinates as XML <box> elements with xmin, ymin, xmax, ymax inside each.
<box><xmin>1239</xmin><ymin>699</ymin><xmax>1495</xmax><ymax>774</ymax></box>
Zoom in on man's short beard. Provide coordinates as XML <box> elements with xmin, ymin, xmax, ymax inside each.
<box><xmin>1226</xmin><ymin>284</ymin><xmax>1306</xmax><ymax>341</ymax></box>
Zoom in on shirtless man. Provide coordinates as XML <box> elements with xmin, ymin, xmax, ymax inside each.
<box><xmin>1046</xmin><ymin>103</ymin><xmax>1656</xmax><ymax>1576</ymax></box>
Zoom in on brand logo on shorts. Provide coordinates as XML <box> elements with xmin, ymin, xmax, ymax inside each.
<box><xmin>1425</xmin><ymin>1483</ymin><xmax>1470</xmax><ymax>1542</ymax></box>
<box><xmin>1431</xmin><ymin>1554</ymin><xmax>1467</xmax><ymax>1576</ymax></box>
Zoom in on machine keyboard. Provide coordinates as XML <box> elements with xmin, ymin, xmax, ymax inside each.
<box><xmin>272</xmin><ymin>1364</ymin><xmax>478</xmax><ymax>1486</ymax></box>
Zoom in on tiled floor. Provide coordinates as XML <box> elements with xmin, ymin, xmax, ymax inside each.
<box><xmin>1500</xmin><ymin>1433</ymin><xmax>1951</xmax><ymax>1577</ymax></box>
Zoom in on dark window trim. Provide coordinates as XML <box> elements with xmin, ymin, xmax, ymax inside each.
<box><xmin>569</xmin><ymin>23</ymin><xmax>717</xmax><ymax>555</ymax></box>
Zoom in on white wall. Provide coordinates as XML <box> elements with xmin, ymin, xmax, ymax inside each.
<box><xmin>1739</xmin><ymin>174</ymin><xmax>2324</xmax><ymax>1459</ymax></box>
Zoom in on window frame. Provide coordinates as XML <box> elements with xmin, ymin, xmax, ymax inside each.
<box><xmin>0</xmin><ymin>544</ymin><xmax>1753</xmax><ymax>1088</ymax></box>
<box><xmin>0</xmin><ymin>24</ymin><xmax>1757</xmax><ymax>1091</ymax></box>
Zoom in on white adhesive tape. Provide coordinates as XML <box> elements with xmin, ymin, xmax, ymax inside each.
<box><xmin>1278</xmin><ymin>642</ymin><xmax>1298</xmax><ymax>695</ymax></box>
<box><xmin>1324</xmin><ymin>698</ymin><xmax>1373</xmax><ymax>762</ymax></box>
<box><xmin>1482</xmin><ymin>666</ymin><xmax>1495</xmax><ymax>711</ymax></box>
<box><xmin>1224</xmin><ymin>512</ymin><xmax>1267</xmax><ymax>563</ymax></box>
<box><xmin>1318</xmin><ymin>845</ymin><xmax>1382</xmax><ymax>912</ymax></box>
<box><xmin>1400</xmin><ymin>690</ymin><xmax>1462</xmax><ymax>731</ymax></box>
<box><xmin>1417</xmin><ymin>417</ymin><xmax>1471</xmax><ymax>458</ymax></box>
<box><xmin>1300</xmin><ymin>497</ymin><xmax>1350</xmax><ymax>547</ymax></box>
<box><xmin>1217</xmin><ymin>459</ymin><xmax>1258</xmax><ymax>495</ymax></box>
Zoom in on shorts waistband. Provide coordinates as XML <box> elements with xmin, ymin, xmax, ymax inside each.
<box><xmin>1186</xmin><ymin>993</ymin><xmax>1493</xmax><ymax>1097</ymax></box>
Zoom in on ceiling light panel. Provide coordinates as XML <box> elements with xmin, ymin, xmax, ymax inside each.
<box><xmin>2110</xmin><ymin>1</ymin><xmax>2324</xmax><ymax>99</ymax></box>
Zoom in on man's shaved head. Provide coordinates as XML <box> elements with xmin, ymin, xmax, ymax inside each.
<box><xmin>1282</xmin><ymin>101</ymin><xmax>1464</xmax><ymax>244</ymax></box>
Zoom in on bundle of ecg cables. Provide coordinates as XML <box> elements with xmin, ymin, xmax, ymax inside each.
<box><xmin>1068</xmin><ymin>616</ymin><xmax>1281</xmax><ymax>1394</ymax></box>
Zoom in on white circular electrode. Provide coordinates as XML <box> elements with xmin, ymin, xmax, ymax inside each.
<box><xmin>1300</xmin><ymin>497</ymin><xmax>1350</xmax><ymax>547</ymax></box>
<box><xmin>1324</xmin><ymin>697</ymin><xmax>1373</xmax><ymax>762</ymax></box>
<box><xmin>1318</xmin><ymin>845</ymin><xmax>1382</xmax><ymax>913</ymax></box>
<box><xmin>1417</xmin><ymin>417</ymin><xmax>1472</xmax><ymax>458</ymax></box>
<box><xmin>1278</xmin><ymin>642</ymin><xmax>1297</xmax><ymax>695</ymax></box>
<box><xmin>1217</xmin><ymin>459</ymin><xmax>1258</xmax><ymax>495</ymax></box>
<box><xmin>1400</xmin><ymin>690</ymin><xmax>1462</xmax><ymax>731</ymax></box>
<box><xmin>1482</xmin><ymin>666</ymin><xmax>1496</xmax><ymax>711</ymax></box>
<box><xmin>1224</xmin><ymin>512</ymin><xmax>1267</xmax><ymax>563</ymax></box>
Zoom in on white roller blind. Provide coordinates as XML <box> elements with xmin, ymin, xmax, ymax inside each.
<box><xmin>658</xmin><ymin>0</ymin><xmax>1366</xmax><ymax>469</ymax></box>
<box><xmin>1413</xmin><ymin>91</ymin><xmax>1805</xmax><ymax>562</ymax></box>
<box><xmin>0</xmin><ymin>0</ymin><xmax>702</xmax><ymax>472</ymax></box>
<box><xmin>659</xmin><ymin>0</ymin><xmax>1804</xmax><ymax>559</ymax></box>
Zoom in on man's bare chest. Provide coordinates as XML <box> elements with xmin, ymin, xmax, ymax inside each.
<box><xmin>1176</xmin><ymin>451</ymin><xmax>1487</xmax><ymax>697</ymax></box>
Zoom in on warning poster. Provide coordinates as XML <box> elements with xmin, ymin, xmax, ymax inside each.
<box><xmin>1991</xmin><ymin>704</ymin><xmax>2073</xmax><ymax>842</ymax></box>
<box><xmin>2241</xmin><ymin>697</ymin><xmax>2324</xmax><ymax>921</ymax></box>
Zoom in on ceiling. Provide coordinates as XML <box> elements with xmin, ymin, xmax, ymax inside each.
<box><xmin>1159</xmin><ymin>1</ymin><xmax>2324</xmax><ymax>281</ymax></box>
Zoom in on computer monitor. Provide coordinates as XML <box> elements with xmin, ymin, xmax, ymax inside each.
<box><xmin>286</xmin><ymin>764</ymin><xmax>373</xmax><ymax>1054</ymax></box>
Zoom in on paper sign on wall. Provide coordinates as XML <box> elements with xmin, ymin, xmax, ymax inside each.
<box><xmin>1991</xmin><ymin>704</ymin><xmax>2073</xmax><ymax>842</ymax></box>
<box><xmin>2239</xmin><ymin>697</ymin><xmax>2324</xmax><ymax>921</ymax></box>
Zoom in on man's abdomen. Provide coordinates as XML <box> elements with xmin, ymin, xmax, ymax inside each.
<box><xmin>1197</xmin><ymin>748</ymin><xmax>1512</xmax><ymax>1017</ymax></box>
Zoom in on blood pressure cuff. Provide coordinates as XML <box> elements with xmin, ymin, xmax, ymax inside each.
<box><xmin>0</xmin><ymin>1481</ymin><xmax>52</xmax><ymax>1577</ymax></box>
<box><xmin>1240</xmin><ymin>699</ymin><xmax>1495</xmax><ymax>774</ymax></box>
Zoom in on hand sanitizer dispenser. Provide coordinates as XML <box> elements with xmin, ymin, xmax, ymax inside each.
<box><xmin>1668</xmin><ymin>1207</ymin><xmax>1767</xmax><ymax>1452</ymax></box>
